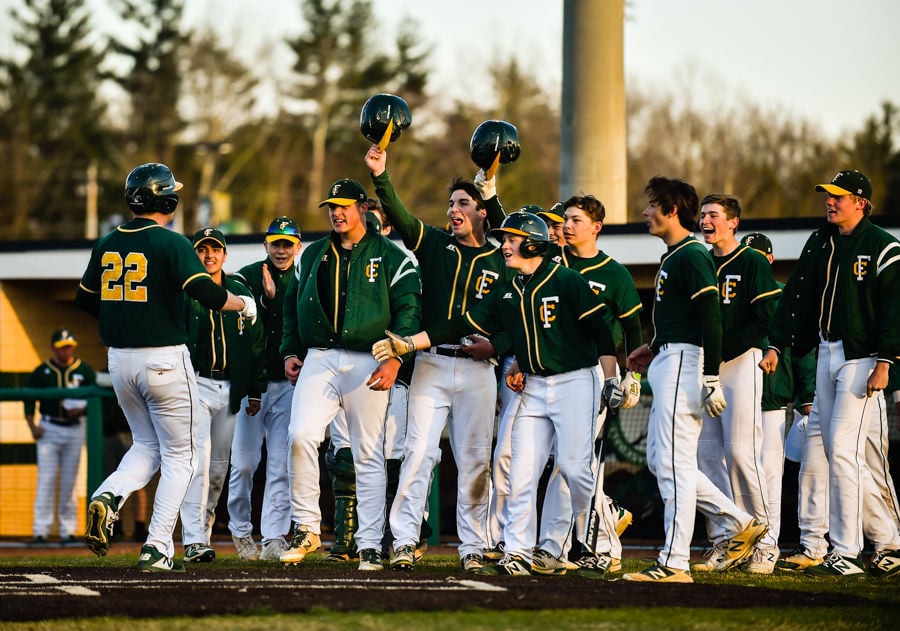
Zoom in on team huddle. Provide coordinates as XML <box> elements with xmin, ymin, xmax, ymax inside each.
<box><xmin>73</xmin><ymin>141</ymin><xmax>899</xmax><ymax>581</ymax></box>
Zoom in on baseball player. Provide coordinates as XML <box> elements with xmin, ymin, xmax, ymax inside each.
<box><xmin>76</xmin><ymin>163</ymin><xmax>257</xmax><ymax>572</ymax></box>
<box><xmin>692</xmin><ymin>194</ymin><xmax>782</xmax><ymax>572</ymax></box>
<box><xmin>762</xmin><ymin>170</ymin><xmax>900</xmax><ymax>576</ymax></box>
<box><xmin>179</xmin><ymin>228</ymin><xmax>266</xmax><ymax>563</ymax></box>
<box><xmin>623</xmin><ymin>176</ymin><xmax>768</xmax><ymax>583</ymax></box>
<box><xmin>227</xmin><ymin>217</ymin><xmax>301</xmax><ymax>561</ymax></box>
<box><xmin>23</xmin><ymin>328</ymin><xmax>96</xmax><ymax>546</ymax></box>
<box><xmin>531</xmin><ymin>194</ymin><xmax>643</xmax><ymax>577</ymax></box>
<box><xmin>739</xmin><ymin>232</ymin><xmax>816</xmax><ymax>573</ymax></box>
<box><xmin>365</xmin><ymin>144</ymin><xmax>510</xmax><ymax>573</ymax></box>
<box><xmin>372</xmin><ymin>210</ymin><xmax>624</xmax><ymax>577</ymax></box>
<box><xmin>279</xmin><ymin>178</ymin><xmax>422</xmax><ymax>571</ymax></box>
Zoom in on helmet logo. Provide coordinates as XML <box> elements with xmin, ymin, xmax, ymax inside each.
<box><xmin>204</xmin><ymin>228</ymin><xmax>213</xmax><ymax>237</ymax></box>
<box><xmin>280</xmin><ymin>221</ymin><xmax>290</xmax><ymax>231</ymax></box>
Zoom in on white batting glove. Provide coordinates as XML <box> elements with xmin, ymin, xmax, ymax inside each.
<box><xmin>702</xmin><ymin>375</ymin><xmax>726</xmax><ymax>417</ymax></box>
<box><xmin>372</xmin><ymin>330</ymin><xmax>416</xmax><ymax>363</ymax></box>
<box><xmin>602</xmin><ymin>376</ymin><xmax>623</xmax><ymax>412</ymax></box>
<box><xmin>473</xmin><ymin>168</ymin><xmax>497</xmax><ymax>200</ymax></box>
<box><xmin>238</xmin><ymin>295</ymin><xmax>258</xmax><ymax>326</ymax></box>
<box><xmin>620</xmin><ymin>371</ymin><xmax>641</xmax><ymax>409</ymax></box>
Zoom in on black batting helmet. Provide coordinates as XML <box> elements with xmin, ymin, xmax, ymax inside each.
<box><xmin>125</xmin><ymin>163</ymin><xmax>182</xmax><ymax>215</ymax></box>
<box><xmin>469</xmin><ymin>120</ymin><xmax>521</xmax><ymax>170</ymax></box>
<box><xmin>490</xmin><ymin>210</ymin><xmax>549</xmax><ymax>258</ymax></box>
<box><xmin>360</xmin><ymin>93</ymin><xmax>412</xmax><ymax>145</ymax></box>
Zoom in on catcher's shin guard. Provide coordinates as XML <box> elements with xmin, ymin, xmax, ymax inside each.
<box><xmin>382</xmin><ymin>458</ymin><xmax>402</xmax><ymax>554</ymax></box>
<box><xmin>330</xmin><ymin>448</ymin><xmax>358</xmax><ymax>558</ymax></box>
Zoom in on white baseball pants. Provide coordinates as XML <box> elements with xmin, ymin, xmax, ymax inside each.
<box><xmin>33</xmin><ymin>420</ymin><xmax>84</xmax><ymax>539</ymax></box>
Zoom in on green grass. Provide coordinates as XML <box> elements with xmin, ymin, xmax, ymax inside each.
<box><xmin>1</xmin><ymin>552</ymin><xmax>898</xmax><ymax>630</ymax></box>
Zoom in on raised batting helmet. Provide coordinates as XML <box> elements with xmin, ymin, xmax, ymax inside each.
<box><xmin>360</xmin><ymin>93</ymin><xmax>412</xmax><ymax>146</ymax></box>
<box><xmin>490</xmin><ymin>210</ymin><xmax>549</xmax><ymax>258</ymax></box>
<box><xmin>469</xmin><ymin>120</ymin><xmax>521</xmax><ymax>170</ymax></box>
<box><xmin>125</xmin><ymin>163</ymin><xmax>182</xmax><ymax>215</ymax></box>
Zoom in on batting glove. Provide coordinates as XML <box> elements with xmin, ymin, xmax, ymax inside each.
<box><xmin>238</xmin><ymin>295</ymin><xmax>258</xmax><ymax>326</ymax></box>
<box><xmin>473</xmin><ymin>168</ymin><xmax>497</xmax><ymax>200</ymax></box>
<box><xmin>602</xmin><ymin>376</ymin><xmax>624</xmax><ymax>412</ymax></box>
<box><xmin>702</xmin><ymin>375</ymin><xmax>726</xmax><ymax>417</ymax></box>
<box><xmin>372</xmin><ymin>330</ymin><xmax>416</xmax><ymax>362</ymax></box>
<box><xmin>620</xmin><ymin>371</ymin><xmax>641</xmax><ymax>409</ymax></box>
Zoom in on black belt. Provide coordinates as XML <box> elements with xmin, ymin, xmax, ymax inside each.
<box><xmin>525</xmin><ymin>369</ymin><xmax>555</xmax><ymax>378</ymax></box>
<box><xmin>199</xmin><ymin>369</ymin><xmax>229</xmax><ymax>380</ymax></box>
<box><xmin>821</xmin><ymin>332</ymin><xmax>841</xmax><ymax>342</ymax></box>
<box><xmin>431</xmin><ymin>346</ymin><xmax>473</xmax><ymax>359</ymax></box>
<box><xmin>43</xmin><ymin>416</ymin><xmax>80</xmax><ymax>427</ymax></box>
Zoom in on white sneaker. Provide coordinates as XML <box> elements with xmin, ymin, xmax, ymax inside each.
<box><xmin>259</xmin><ymin>538</ymin><xmax>288</xmax><ymax>561</ymax></box>
<box><xmin>692</xmin><ymin>540</ymin><xmax>728</xmax><ymax>572</ymax></box>
<box><xmin>531</xmin><ymin>548</ymin><xmax>571</xmax><ymax>575</ymax></box>
<box><xmin>232</xmin><ymin>534</ymin><xmax>260</xmax><ymax>561</ymax></box>
<box><xmin>746</xmin><ymin>546</ymin><xmax>778</xmax><ymax>574</ymax></box>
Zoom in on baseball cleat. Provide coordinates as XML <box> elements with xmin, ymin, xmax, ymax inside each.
<box><xmin>280</xmin><ymin>524</ymin><xmax>321</xmax><ymax>565</ymax></box>
<box><xmin>692</xmin><ymin>540</ymin><xmax>728</xmax><ymax>572</ymax></box>
<box><xmin>868</xmin><ymin>549</ymin><xmax>900</xmax><ymax>578</ymax></box>
<box><xmin>745</xmin><ymin>546</ymin><xmax>778</xmax><ymax>574</ymax></box>
<box><xmin>805</xmin><ymin>552</ymin><xmax>866</xmax><ymax>577</ymax></box>
<box><xmin>259</xmin><ymin>539</ymin><xmax>288</xmax><ymax>562</ymax></box>
<box><xmin>84</xmin><ymin>492</ymin><xmax>119</xmax><ymax>557</ymax></box>
<box><xmin>622</xmin><ymin>563</ymin><xmax>693</xmax><ymax>583</ymax></box>
<box><xmin>325</xmin><ymin>550</ymin><xmax>359</xmax><ymax>562</ymax></box>
<box><xmin>776</xmin><ymin>547</ymin><xmax>823</xmax><ymax>572</ymax></box>
<box><xmin>483</xmin><ymin>541</ymin><xmax>505</xmax><ymax>562</ymax></box>
<box><xmin>138</xmin><ymin>544</ymin><xmax>185</xmax><ymax>573</ymax></box>
<box><xmin>574</xmin><ymin>553</ymin><xmax>614</xmax><ymax>580</ymax></box>
<box><xmin>478</xmin><ymin>553</ymin><xmax>531</xmax><ymax>576</ymax></box>
<box><xmin>183</xmin><ymin>543</ymin><xmax>216</xmax><ymax>563</ymax></box>
<box><xmin>531</xmin><ymin>548</ymin><xmax>571</xmax><ymax>575</ymax></box>
<box><xmin>460</xmin><ymin>552</ymin><xmax>485</xmax><ymax>573</ymax></box>
<box><xmin>358</xmin><ymin>548</ymin><xmax>385</xmax><ymax>571</ymax></box>
<box><xmin>231</xmin><ymin>534</ymin><xmax>260</xmax><ymax>561</ymax></box>
<box><xmin>414</xmin><ymin>539</ymin><xmax>428</xmax><ymax>562</ymax></box>
<box><xmin>716</xmin><ymin>519</ymin><xmax>768</xmax><ymax>571</ymax></box>
<box><xmin>390</xmin><ymin>544</ymin><xmax>415</xmax><ymax>571</ymax></box>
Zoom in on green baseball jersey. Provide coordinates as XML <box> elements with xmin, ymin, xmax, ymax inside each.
<box><xmin>770</xmin><ymin>217</ymin><xmax>900</xmax><ymax>362</ymax></box>
<box><xmin>427</xmin><ymin>258</ymin><xmax>616</xmax><ymax>375</ymax></box>
<box><xmin>233</xmin><ymin>259</ymin><xmax>296</xmax><ymax>382</ymax></box>
<box><xmin>556</xmin><ymin>248</ymin><xmax>643</xmax><ymax>353</ymax></box>
<box><xmin>23</xmin><ymin>358</ymin><xmax>97</xmax><ymax>418</ymax></box>
<box><xmin>77</xmin><ymin>218</ymin><xmax>226</xmax><ymax>347</ymax></box>
<box><xmin>371</xmin><ymin>170</ymin><xmax>514</xmax><ymax>329</ymax></box>
<box><xmin>186</xmin><ymin>275</ymin><xmax>267</xmax><ymax>413</ymax></box>
<box><xmin>712</xmin><ymin>245</ymin><xmax>781</xmax><ymax>362</ymax></box>
<box><xmin>281</xmin><ymin>230</ymin><xmax>421</xmax><ymax>358</ymax></box>
<box><xmin>649</xmin><ymin>235</ymin><xmax>722</xmax><ymax>368</ymax></box>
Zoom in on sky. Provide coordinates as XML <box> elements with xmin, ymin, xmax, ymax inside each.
<box><xmin>2</xmin><ymin>0</ymin><xmax>899</xmax><ymax>139</ymax></box>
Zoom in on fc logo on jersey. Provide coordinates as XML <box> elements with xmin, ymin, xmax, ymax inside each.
<box><xmin>654</xmin><ymin>270</ymin><xmax>668</xmax><ymax>301</ymax></box>
<box><xmin>721</xmin><ymin>274</ymin><xmax>741</xmax><ymax>304</ymax></box>
<box><xmin>853</xmin><ymin>255</ymin><xmax>870</xmax><ymax>280</ymax></box>
<box><xmin>365</xmin><ymin>257</ymin><xmax>382</xmax><ymax>283</ymax></box>
<box><xmin>475</xmin><ymin>270</ymin><xmax>500</xmax><ymax>299</ymax></box>
<box><xmin>540</xmin><ymin>296</ymin><xmax>559</xmax><ymax>328</ymax></box>
<box><xmin>588</xmin><ymin>280</ymin><xmax>607</xmax><ymax>296</ymax></box>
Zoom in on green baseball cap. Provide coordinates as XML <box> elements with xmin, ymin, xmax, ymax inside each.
<box><xmin>265</xmin><ymin>217</ymin><xmax>301</xmax><ymax>244</ymax></box>
<box><xmin>51</xmin><ymin>328</ymin><xmax>78</xmax><ymax>348</ymax></box>
<box><xmin>815</xmin><ymin>170</ymin><xmax>872</xmax><ymax>200</ymax></box>
<box><xmin>319</xmin><ymin>179</ymin><xmax>367</xmax><ymax>208</ymax></box>
<box><xmin>741</xmin><ymin>232</ymin><xmax>772</xmax><ymax>255</ymax></box>
<box><xmin>193</xmin><ymin>227</ymin><xmax>227</xmax><ymax>250</ymax></box>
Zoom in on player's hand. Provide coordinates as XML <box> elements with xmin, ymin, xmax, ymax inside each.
<box><xmin>473</xmin><ymin>168</ymin><xmax>496</xmax><ymax>200</ymax></box>
<box><xmin>505</xmin><ymin>360</ymin><xmax>524</xmax><ymax>393</ymax></box>
<box><xmin>29</xmin><ymin>424</ymin><xmax>44</xmax><ymax>440</ymax></box>
<box><xmin>364</xmin><ymin>143</ymin><xmax>387</xmax><ymax>177</ymax></box>
<box><xmin>367</xmin><ymin>357</ymin><xmax>400</xmax><ymax>391</ymax></box>
<box><xmin>238</xmin><ymin>295</ymin><xmax>258</xmax><ymax>326</ymax></box>
<box><xmin>246</xmin><ymin>398</ymin><xmax>261</xmax><ymax>416</ymax></box>
<box><xmin>800</xmin><ymin>403</ymin><xmax>813</xmax><ymax>417</ymax></box>
<box><xmin>866</xmin><ymin>361</ymin><xmax>890</xmax><ymax>397</ymax></box>
<box><xmin>261</xmin><ymin>264</ymin><xmax>276</xmax><ymax>301</ymax></box>
<box><xmin>284</xmin><ymin>357</ymin><xmax>303</xmax><ymax>385</ymax></box>
<box><xmin>460</xmin><ymin>335</ymin><xmax>495</xmax><ymax>361</ymax></box>
<box><xmin>626</xmin><ymin>344</ymin><xmax>653</xmax><ymax>374</ymax></box>
<box><xmin>759</xmin><ymin>348</ymin><xmax>779</xmax><ymax>375</ymax></box>
<box><xmin>620</xmin><ymin>371</ymin><xmax>641</xmax><ymax>409</ymax></box>
<box><xmin>372</xmin><ymin>330</ymin><xmax>416</xmax><ymax>362</ymax></box>
<box><xmin>602</xmin><ymin>376</ymin><xmax>623</xmax><ymax>412</ymax></box>
<box><xmin>702</xmin><ymin>375</ymin><xmax>726</xmax><ymax>417</ymax></box>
